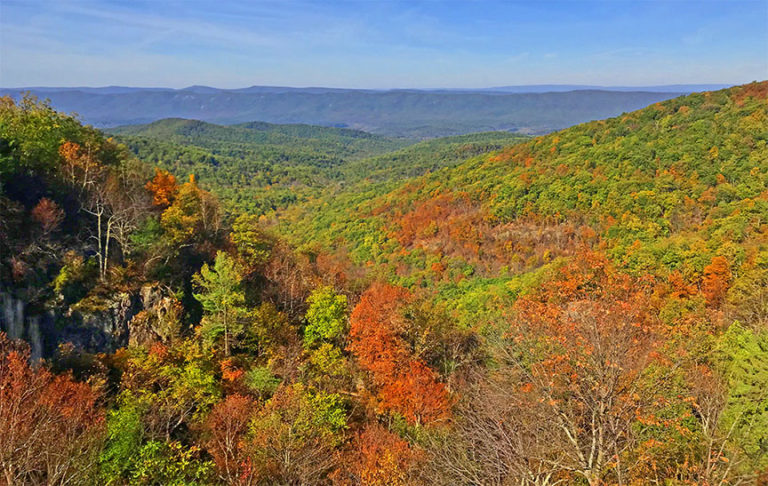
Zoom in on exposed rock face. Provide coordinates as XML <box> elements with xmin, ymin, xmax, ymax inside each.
<box><xmin>0</xmin><ymin>283</ymin><xmax>176</xmax><ymax>358</ymax></box>
<box><xmin>0</xmin><ymin>292</ymin><xmax>53</xmax><ymax>361</ymax></box>
<box><xmin>72</xmin><ymin>291</ymin><xmax>139</xmax><ymax>352</ymax></box>
<box><xmin>27</xmin><ymin>316</ymin><xmax>43</xmax><ymax>362</ymax></box>
<box><xmin>128</xmin><ymin>284</ymin><xmax>181</xmax><ymax>348</ymax></box>
<box><xmin>1</xmin><ymin>292</ymin><xmax>25</xmax><ymax>341</ymax></box>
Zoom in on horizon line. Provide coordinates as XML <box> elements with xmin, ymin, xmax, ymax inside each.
<box><xmin>0</xmin><ymin>82</ymin><xmax>746</xmax><ymax>92</ymax></box>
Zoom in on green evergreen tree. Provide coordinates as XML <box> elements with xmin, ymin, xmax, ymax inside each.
<box><xmin>193</xmin><ymin>251</ymin><xmax>245</xmax><ymax>356</ymax></box>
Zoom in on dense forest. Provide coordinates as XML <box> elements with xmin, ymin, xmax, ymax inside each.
<box><xmin>0</xmin><ymin>82</ymin><xmax>767</xmax><ymax>485</ymax></box>
<box><xmin>108</xmin><ymin>119</ymin><xmax>527</xmax><ymax>213</ymax></box>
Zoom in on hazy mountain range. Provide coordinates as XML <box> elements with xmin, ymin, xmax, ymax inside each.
<box><xmin>0</xmin><ymin>84</ymin><xmax>731</xmax><ymax>137</ymax></box>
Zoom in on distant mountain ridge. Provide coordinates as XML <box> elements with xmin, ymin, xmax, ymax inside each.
<box><xmin>475</xmin><ymin>83</ymin><xmax>732</xmax><ymax>93</ymax></box>
<box><xmin>0</xmin><ymin>84</ymin><xmax>724</xmax><ymax>137</ymax></box>
<box><xmin>3</xmin><ymin>84</ymin><xmax>731</xmax><ymax>94</ymax></box>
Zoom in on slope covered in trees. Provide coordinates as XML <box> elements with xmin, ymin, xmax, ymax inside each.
<box><xmin>281</xmin><ymin>82</ymin><xmax>768</xmax><ymax>315</ymax></box>
<box><xmin>109</xmin><ymin>118</ymin><xmax>409</xmax><ymax>159</ymax></box>
<box><xmin>108</xmin><ymin>118</ymin><xmax>412</xmax><ymax>213</ymax></box>
<box><xmin>274</xmin><ymin>82</ymin><xmax>768</xmax><ymax>482</ymax></box>
<box><xmin>110</xmin><ymin>119</ymin><xmax>526</xmax><ymax>213</ymax></box>
<box><xmin>0</xmin><ymin>83</ymin><xmax>767</xmax><ymax>485</ymax></box>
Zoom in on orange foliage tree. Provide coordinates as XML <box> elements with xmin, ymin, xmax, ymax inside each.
<box><xmin>336</xmin><ymin>424</ymin><xmax>418</xmax><ymax>486</ymax></box>
<box><xmin>203</xmin><ymin>394</ymin><xmax>257</xmax><ymax>486</ymax></box>
<box><xmin>59</xmin><ymin>141</ymin><xmax>99</xmax><ymax>190</ymax></box>
<box><xmin>501</xmin><ymin>252</ymin><xmax>663</xmax><ymax>485</ymax></box>
<box><xmin>146</xmin><ymin>168</ymin><xmax>179</xmax><ymax>208</ymax></box>
<box><xmin>702</xmin><ymin>255</ymin><xmax>731</xmax><ymax>306</ymax></box>
<box><xmin>348</xmin><ymin>283</ymin><xmax>449</xmax><ymax>424</ymax></box>
<box><xmin>31</xmin><ymin>197</ymin><xmax>65</xmax><ymax>235</ymax></box>
<box><xmin>0</xmin><ymin>333</ymin><xmax>104</xmax><ymax>485</ymax></box>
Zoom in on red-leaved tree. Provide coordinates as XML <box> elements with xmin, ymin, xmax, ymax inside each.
<box><xmin>203</xmin><ymin>394</ymin><xmax>257</xmax><ymax>486</ymax></box>
<box><xmin>0</xmin><ymin>333</ymin><xmax>104</xmax><ymax>485</ymax></box>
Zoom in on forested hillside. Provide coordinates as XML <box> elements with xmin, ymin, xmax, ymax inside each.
<box><xmin>108</xmin><ymin>118</ymin><xmax>412</xmax><ymax>213</ymax></box>
<box><xmin>0</xmin><ymin>83</ymin><xmax>767</xmax><ymax>486</ymax></box>
<box><xmin>281</xmin><ymin>82</ymin><xmax>768</xmax><ymax>319</ymax></box>
<box><xmin>111</xmin><ymin>119</ymin><xmax>527</xmax><ymax>213</ymax></box>
<box><xmin>275</xmin><ymin>81</ymin><xmax>768</xmax><ymax>482</ymax></box>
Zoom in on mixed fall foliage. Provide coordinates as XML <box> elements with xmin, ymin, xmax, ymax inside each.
<box><xmin>0</xmin><ymin>82</ymin><xmax>767</xmax><ymax>485</ymax></box>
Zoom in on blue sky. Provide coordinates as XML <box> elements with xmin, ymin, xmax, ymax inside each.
<box><xmin>1</xmin><ymin>0</ymin><xmax>766</xmax><ymax>88</ymax></box>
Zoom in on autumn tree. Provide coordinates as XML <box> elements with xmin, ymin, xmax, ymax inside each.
<box><xmin>496</xmin><ymin>253</ymin><xmax>662</xmax><ymax>485</ymax></box>
<box><xmin>337</xmin><ymin>424</ymin><xmax>419</xmax><ymax>486</ymax></box>
<box><xmin>303</xmin><ymin>286</ymin><xmax>347</xmax><ymax>348</ymax></box>
<box><xmin>230</xmin><ymin>213</ymin><xmax>273</xmax><ymax>271</ymax></box>
<box><xmin>145</xmin><ymin>168</ymin><xmax>178</xmax><ymax>208</ymax></box>
<box><xmin>684</xmin><ymin>364</ymin><xmax>737</xmax><ymax>484</ymax></box>
<box><xmin>161</xmin><ymin>175</ymin><xmax>222</xmax><ymax>253</ymax></box>
<box><xmin>246</xmin><ymin>384</ymin><xmax>346</xmax><ymax>484</ymax></box>
<box><xmin>261</xmin><ymin>240</ymin><xmax>317</xmax><ymax>318</ymax></box>
<box><xmin>105</xmin><ymin>157</ymin><xmax>152</xmax><ymax>262</ymax></box>
<box><xmin>0</xmin><ymin>333</ymin><xmax>104</xmax><ymax>485</ymax></box>
<box><xmin>59</xmin><ymin>140</ymin><xmax>149</xmax><ymax>278</ymax></box>
<box><xmin>25</xmin><ymin>197</ymin><xmax>66</xmax><ymax>263</ymax></box>
<box><xmin>726</xmin><ymin>262</ymin><xmax>768</xmax><ymax>327</ymax></box>
<box><xmin>348</xmin><ymin>283</ymin><xmax>450</xmax><ymax>425</ymax></box>
<box><xmin>59</xmin><ymin>140</ymin><xmax>112</xmax><ymax>278</ymax></box>
<box><xmin>202</xmin><ymin>394</ymin><xmax>257</xmax><ymax>486</ymax></box>
<box><xmin>59</xmin><ymin>140</ymin><xmax>101</xmax><ymax>191</ymax></box>
<box><xmin>194</xmin><ymin>251</ymin><xmax>247</xmax><ymax>356</ymax></box>
<box><xmin>422</xmin><ymin>369</ymin><xmax>570</xmax><ymax>486</ymax></box>
<box><xmin>702</xmin><ymin>255</ymin><xmax>731</xmax><ymax>307</ymax></box>
<box><xmin>116</xmin><ymin>340</ymin><xmax>221</xmax><ymax>443</ymax></box>
<box><xmin>31</xmin><ymin>197</ymin><xmax>64</xmax><ymax>236</ymax></box>
<box><xmin>100</xmin><ymin>340</ymin><xmax>219</xmax><ymax>485</ymax></box>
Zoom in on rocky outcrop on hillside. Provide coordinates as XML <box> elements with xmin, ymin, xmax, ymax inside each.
<box><xmin>0</xmin><ymin>282</ymin><xmax>179</xmax><ymax>359</ymax></box>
